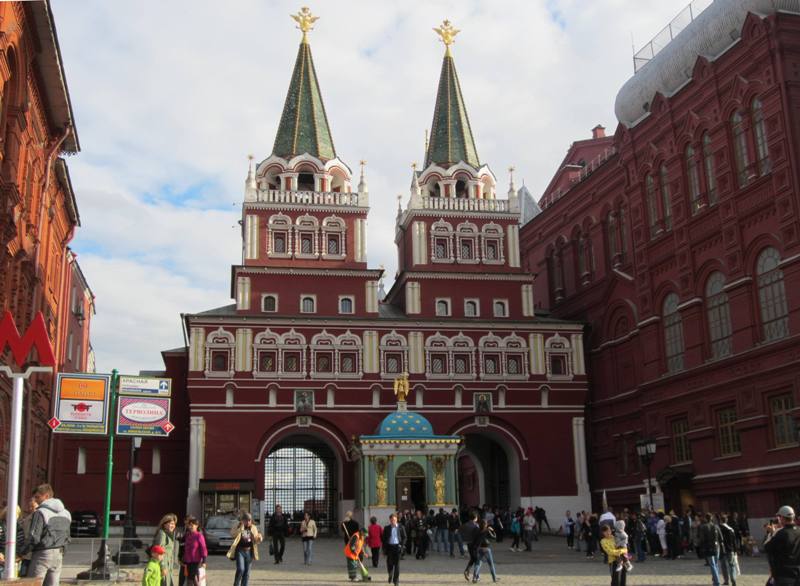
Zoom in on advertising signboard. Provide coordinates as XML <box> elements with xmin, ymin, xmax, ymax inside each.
<box><xmin>116</xmin><ymin>396</ymin><xmax>174</xmax><ymax>437</ymax></box>
<box><xmin>51</xmin><ymin>373</ymin><xmax>112</xmax><ymax>435</ymax></box>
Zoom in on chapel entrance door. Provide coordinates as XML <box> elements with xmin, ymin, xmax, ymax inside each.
<box><xmin>395</xmin><ymin>461</ymin><xmax>426</xmax><ymax>513</ymax></box>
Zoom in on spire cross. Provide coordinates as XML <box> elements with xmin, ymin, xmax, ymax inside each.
<box><xmin>411</xmin><ymin>162</ymin><xmax>417</xmax><ymax>171</ymax></box>
<box><xmin>434</xmin><ymin>19</ymin><xmax>460</xmax><ymax>56</ymax></box>
<box><xmin>291</xmin><ymin>6</ymin><xmax>319</xmax><ymax>43</ymax></box>
<box><xmin>359</xmin><ymin>160</ymin><xmax>367</xmax><ymax>174</ymax></box>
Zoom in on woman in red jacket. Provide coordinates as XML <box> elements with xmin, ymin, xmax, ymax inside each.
<box><xmin>367</xmin><ymin>517</ymin><xmax>383</xmax><ymax>568</ymax></box>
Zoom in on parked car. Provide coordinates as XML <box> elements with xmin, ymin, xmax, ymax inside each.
<box><xmin>203</xmin><ymin>515</ymin><xmax>238</xmax><ymax>553</ymax></box>
<box><xmin>70</xmin><ymin>510</ymin><xmax>100</xmax><ymax>537</ymax></box>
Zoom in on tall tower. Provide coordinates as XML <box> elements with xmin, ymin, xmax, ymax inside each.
<box><xmin>386</xmin><ymin>20</ymin><xmax>532</xmax><ymax>321</ymax></box>
<box><xmin>234</xmin><ymin>7</ymin><xmax>381</xmax><ymax>318</ymax></box>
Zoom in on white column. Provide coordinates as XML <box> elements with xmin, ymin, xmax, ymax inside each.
<box><xmin>187</xmin><ymin>416</ymin><xmax>207</xmax><ymax>518</ymax></box>
<box><xmin>572</xmin><ymin>417</ymin><xmax>590</xmax><ymax>505</ymax></box>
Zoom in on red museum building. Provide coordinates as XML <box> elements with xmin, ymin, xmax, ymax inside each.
<box><xmin>521</xmin><ymin>1</ymin><xmax>800</xmax><ymax>529</ymax></box>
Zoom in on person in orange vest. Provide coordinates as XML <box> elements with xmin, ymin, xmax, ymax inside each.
<box><xmin>344</xmin><ymin>528</ymin><xmax>371</xmax><ymax>582</ymax></box>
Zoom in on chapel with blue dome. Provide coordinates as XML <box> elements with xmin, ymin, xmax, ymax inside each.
<box><xmin>352</xmin><ymin>380</ymin><xmax>461</xmax><ymax>522</ymax></box>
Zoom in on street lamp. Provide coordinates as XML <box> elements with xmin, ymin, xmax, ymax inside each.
<box><xmin>636</xmin><ymin>438</ymin><xmax>657</xmax><ymax>511</ymax></box>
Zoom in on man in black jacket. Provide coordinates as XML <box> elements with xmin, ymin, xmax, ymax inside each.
<box><xmin>698</xmin><ymin>513</ymin><xmax>724</xmax><ymax>586</ymax></box>
<box><xmin>718</xmin><ymin>515</ymin><xmax>738</xmax><ymax>586</ymax></box>
<box><xmin>764</xmin><ymin>506</ymin><xmax>800</xmax><ymax>586</ymax></box>
<box><xmin>382</xmin><ymin>514</ymin><xmax>407</xmax><ymax>586</ymax></box>
<box><xmin>460</xmin><ymin>512</ymin><xmax>480</xmax><ymax>581</ymax></box>
<box><xmin>267</xmin><ymin>505</ymin><xmax>287</xmax><ymax>564</ymax></box>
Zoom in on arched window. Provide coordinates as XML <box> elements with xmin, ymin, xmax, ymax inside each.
<box><xmin>339</xmin><ymin>297</ymin><xmax>353</xmax><ymax>314</ymax></box>
<box><xmin>732</xmin><ymin>111</ymin><xmax>752</xmax><ymax>187</ymax></box>
<box><xmin>552</xmin><ymin>246</ymin><xmax>565</xmax><ymax>301</ymax></box>
<box><xmin>301</xmin><ymin>296</ymin><xmax>316</xmax><ymax>313</ymax></box>
<box><xmin>645</xmin><ymin>174</ymin><xmax>659</xmax><ymax>238</ymax></box>
<box><xmin>618</xmin><ymin>206</ymin><xmax>628</xmax><ymax>259</ymax></box>
<box><xmin>436</xmin><ymin>299</ymin><xmax>450</xmax><ymax>317</ymax></box>
<box><xmin>757</xmin><ymin>247</ymin><xmax>789</xmax><ymax>341</ymax></box>
<box><xmin>660</xmin><ymin>165</ymin><xmax>672</xmax><ymax>231</ymax></box>
<box><xmin>686</xmin><ymin>145</ymin><xmax>702</xmax><ymax>214</ymax></box>
<box><xmin>297</xmin><ymin>172</ymin><xmax>315</xmax><ymax>191</ymax></box>
<box><xmin>464</xmin><ymin>300</ymin><xmax>478</xmax><ymax>317</ymax></box>
<box><xmin>262</xmin><ymin>295</ymin><xmax>277</xmax><ymax>312</ymax></box>
<box><xmin>663</xmin><ymin>293</ymin><xmax>685</xmax><ymax>373</ymax></box>
<box><xmin>706</xmin><ymin>272</ymin><xmax>732</xmax><ymax>359</ymax></box>
<box><xmin>752</xmin><ymin>98</ymin><xmax>771</xmax><ymax>175</ymax></box>
<box><xmin>702</xmin><ymin>133</ymin><xmax>717</xmax><ymax>206</ymax></box>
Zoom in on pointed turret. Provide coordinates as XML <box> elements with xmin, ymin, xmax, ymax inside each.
<box><xmin>425</xmin><ymin>20</ymin><xmax>480</xmax><ymax>169</ymax></box>
<box><xmin>244</xmin><ymin>155</ymin><xmax>257</xmax><ymax>201</ymax></box>
<box><xmin>272</xmin><ymin>7</ymin><xmax>336</xmax><ymax>162</ymax></box>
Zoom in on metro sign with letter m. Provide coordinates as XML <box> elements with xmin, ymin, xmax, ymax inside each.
<box><xmin>0</xmin><ymin>311</ymin><xmax>56</xmax><ymax>369</ymax></box>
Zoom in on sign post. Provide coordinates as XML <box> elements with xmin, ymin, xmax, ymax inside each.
<box><xmin>0</xmin><ymin>311</ymin><xmax>56</xmax><ymax>580</ymax></box>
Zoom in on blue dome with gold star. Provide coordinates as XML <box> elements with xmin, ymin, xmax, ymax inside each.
<box><xmin>376</xmin><ymin>410</ymin><xmax>435</xmax><ymax>438</ymax></box>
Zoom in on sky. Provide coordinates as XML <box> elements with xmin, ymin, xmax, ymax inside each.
<box><xmin>50</xmin><ymin>0</ymin><xmax>692</xmax><ymax>374</ymax></box>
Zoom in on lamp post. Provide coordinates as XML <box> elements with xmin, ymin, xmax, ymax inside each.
<box><xmin>636</xmin><ymin>438</ymin><xmax>657</xmax><ymax>511</ymax></box>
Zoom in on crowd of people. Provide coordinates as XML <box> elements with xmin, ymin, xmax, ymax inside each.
<box><xmin>3</xmin><ymin>488</ymin><xmax>800</xmax><ymax>586</ymax></box>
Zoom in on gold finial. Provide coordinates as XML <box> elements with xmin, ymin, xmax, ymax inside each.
<box><xmin>411</xmin><ymin>162</ymin><xmax>417</xmax><ymax>171</ymax></box>
<box><xmin>291</xmin><ymin>6</ymin><xmax>319</xmax><ymax>42</ymax></box>
<box><xmin>359</xmin><ymin>159</ymin><xmax>367</xmax><ymax>167</ymax></box>
<box><xmin>247</xmin><ymin>154</ymin><xmax>254</xmax><ymax>161</ymax></box>
<box><xmin>434</xmin><ymin>19</ymin><xmax>460</xmax><ymax>56</ymax></box>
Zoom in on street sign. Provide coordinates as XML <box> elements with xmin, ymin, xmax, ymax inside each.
<box><xmin>127</xmin><ymin>467</ymin><xmax>144</xmax><ymax>484</ymax></box>
<box><xmin>116</xmin><ymin>396</ymin><xmax>173</xmax><ymax>437</ymax></box>
<box><xmin>52</xmin><ymin>373</ymin><xmax>112</xmax><ymax>435</ymax></box>
<box><xmin>118</xmin><ymin>375</ymin><xmax>172</xmax><ymax>397</ymax></box>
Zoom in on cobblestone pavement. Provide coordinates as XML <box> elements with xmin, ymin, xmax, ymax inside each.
<box><xmin>61</xmin><ymin>536</ymin><xmax>771</xmax><ymax>585</ymax></box>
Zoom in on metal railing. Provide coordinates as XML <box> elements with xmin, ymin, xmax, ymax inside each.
<box><xmin>633</xmin><ymin>0</ymin><xmax>713</xmax><ymax>72</ymax></box>
<box><xmin>412</xmin><ymin>196</ymin><xmax>511</xmax><ymax>213</ymax></box>
<box><xmin>542</xmin><ymin>146</ymin><xmax>618</xmax><ymax>209</ymax></box>
<box><xmin>252</xmin><ymin>189</ymin><xmax>365</xmax><ymax>207</ymax></box>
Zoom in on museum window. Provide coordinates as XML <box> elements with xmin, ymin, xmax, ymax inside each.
<box><xmin>453</xmin><ymin>354</ymin><xmax>469</xmax><ymax>375</ymax></box>
<box><xmin>268</xmin><ymin>214</ymin><xmax>292</xmax><ymax>257</ymax></box>
<box><xmin>456</xmin><ymin>222</ymin><xmax>479</xmax><ymax>263</ymax></box>
<box><xmin>385</xmin><ymin>352</ymin><xmax>402</xmax><ymax>374</ymax></box>
<box><xmin>301</xmin><ymin>295</ymin><xmax>316</xmax><ymax>314</ymax></box>
<box><xmin>645</xmin><ymin>174</ymin><xmax>659</xmax><ymax>238</ymax></box>
<box><xmin>327</xmin><ymin>234</ymin><xmax>340</xmax><ymax>255</ymax></box>
<box><xmin>316</xmin><ymin>352</ymin><xmax>333</xmax><ymax>373</ymax></box>
<box><xmin>339</xmin><ymin>296</ymin><xmax>354</xmax><ymax>314</ymax></box>
<box><xmin>757</xmin><ymin>247</ymin><xmax>789</xmax><ymax>342</ymax></box>
<box><xmin>273</xmin><ymin>233</ymin><xmax>286</xmax><ymax>253</ymax></box>
<box><xmin>464</xmin><ymin>299</ymin><xmax>479</xmax><ymax>317</ymax></box>
<box><xmin>507</xmin><ymin>355</ymin><xmax>522</xmax><ymax>376</ymax></box>
<box><xmin>660</xmin><ymin>164</ymin><xmax>672</xmax><ymax>231</ymax></box>
<box><xmin>686</xmin><ymin>145</ymin><xmax>702</xmax><ymax>214</ymax></box>
<box><xmin>483</xmin><ymin>355</ymin><xmax>500</xmax><ymax>375</ymax></box>
<box><xmin>300</xmin><ymin>233</ymin><xmax>313</xmax><ymax>254</ymax></box>
<box><xmin>481</xmin><ymin>224</ymin><xmax>505</xmax><ymax>264</ymax></box>
<box><xmin>258</xmin><ymin>351</ymin><xmax>277</xmax><ymax>373</ymax></box>
<box><xmin>549</xmin><ymin>354</ymin><xmax>566</xmax><ymax>376</ymax></box>
<box><xmin>211</xmin><ymin>351</ymin><xmax>229</xmax><ymax>372</ymax></box>
<box><xmin>283</xmin><ymin>351</ymin><xmax>301</xmax><ymax>373</ymax></box>
<box><xmin>340</xmin><ymin>352</ymin><xmax>357</xmax><ymax>374</ymax></box>
<box><xmin>322</xmin><ymin>216</ymin><xmax>346</xmax><ymax>258</ymax></box>
<box><xmin>430</xmin><ymin>353</ymin><xmax>447</xmax><ymax>374</ymax></box>
<box><xmin>493</xmin><ymin>299</ymin><xmax>508</xmax><ymax>318</ymax></box>
<box><xmin>752</xmin><ymin>98</ymin><xmax>771</xmax><ymax>175</ymax></box>
<box><xmin>717</xmin><ymin>406</ymin><xmax>741</xmax><ymax>456</ymax></box>
<box><xmin>485</xmin><ymin>239</ymin><xmax>498</xmax><ymax>260</ymax></box>
<box><xmin>770</xmin><ymin>393</ymin><xmax>796</xmax><ymax>448</ymax></box>
<box><xmin>431</xmin><ymin>220</ymin><xmax>454</xmax><ymax>262</ymax></box>
<box><xmin>732</xmin><ymin>111</ymin><xmax>753</xmax><ymax>187</ymax></box>
<box><xmin>706</xmin><ymin>272</ymin><xmax>732</xmax><ymax>360</ymax></box>
<box><xmin>262</xmin><ymin>295</ymin><xmax>278</xmax><ymax>313</ymax></box>
<box><xmin>702</xmin><ymin>132</ymin><xmax>717</xmax><ymax>206</ymax></box>
<box><xmin>435</xmin><ymin>298</ymin><xmax>451</xmax><ymax>317</ymax></box>
<box><xmin>663</xmin><ymin>293</ymin><xmax>685</xmax><ymax>373</ymax></box>
<box><xmin>671</xmin><ymin>417</ymin><xmax>692</xmax><ymax>464</ymax></box>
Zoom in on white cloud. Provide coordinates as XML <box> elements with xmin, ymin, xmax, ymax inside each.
<box><xmin>50</xmin><ymin>0</ymin><xmax>691</xmax><ymax>372</ymax></box>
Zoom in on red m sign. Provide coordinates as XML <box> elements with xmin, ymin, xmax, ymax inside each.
<box><xmin>0</xmin><ymin>311</ymin><xmax>56</xmax><ymax>368</ymax></box>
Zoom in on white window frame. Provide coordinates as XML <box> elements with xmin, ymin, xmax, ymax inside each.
<box><xmin>481</xmin><ymin>223</ymin><xmax>505</xmax><ymax>265</ymax></box>
<box><xmin>338</xmin><ymin>295</ymin><xmax>355</xmax><ymax>315</ymax></box>
<box><xmin>204</xmin><ymin>327</ymin><xmax>235</xmax><ymax>378</ymax></box>
<box><xmin>322</xmin><ymin>216</ymin><xmax>347</xmax><ymax>260</ymax></box>
<box><xmin>456</xmin><ymin>222</ymin><xmax>480</xmax><ymax>265</ymax></box>
<box><xmin>380</xmin><ymin>330</ymin><xmax>409</xmax><ymax>380</ymax></box>
<box><xmin>262</xmin><ymin>293</ymin><xmax>279</xmax><ymax>313</ymax></box>
<box><xmin>493</xmin><ymin>298</ymin><xmax>509</xmax><ymax>318</ymax></box>
<box><xmin>252</xmin><ymin>330</ymin><xmax>280</xmax><ymax>378</ymax></box>
<box><xmin>544</xmin><ymin>334</ymin><xmax>573</xmax><ymax>381</ymax></box>
<box><xmin>268</xmin><ymin>213</ymin><xmax>292</xmax><ymax>259</ymax></box>
<box><xmin>300</xmin><ymin>294</ymin><xmax>317</xmax><ymax>314</ymax></box>
<box><xmin>435</xmin><ymin>297</ymin><xmax>452</xmax><ymax>317</ymax></box>
<box><xmin>277</xmin><ymin>329</ymin><xmax>307</xmax><ymax>379</ymax></box>
<box><xmin>294</xmin><ymin>214</ymin><xmax>320</xmax><ymax>259</ymax></box>
<box><xmin>430</xmin><ymin>220</ymin><xmax>455</xmax><ymax>264</ymax></box>
<box><xmin>464</xmin><ymin>298</ymin><xmax>480</xmax><ymax>318</ymax></box>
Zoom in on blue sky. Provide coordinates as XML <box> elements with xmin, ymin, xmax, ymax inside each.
<box><xmin>50</xmin><ymin>0</ymin><xmax>692</xmax><ymax>373</ymax></box>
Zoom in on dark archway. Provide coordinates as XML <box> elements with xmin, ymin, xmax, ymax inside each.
<box><xmin>264</xmin><ymin>435</ymin><xmax>337</xmax><ymax>532</ymax></box>
<box><xmin>459</xmin><ymin>434</ymin><xmax>510</xmax><ymax>509</ymax></box>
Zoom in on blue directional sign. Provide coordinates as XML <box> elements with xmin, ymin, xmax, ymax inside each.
<box><xmin>118</xmin><ymin>375</ymin><xmax>172</xmax><ymax>397</ymax></box>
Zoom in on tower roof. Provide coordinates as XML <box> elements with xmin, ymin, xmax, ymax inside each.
<box><xmin>425</xmin><ymin>20</ymin><xmax>480</xmax><ymax>169</ymax></box>
<box><xmin>272</xmin><ymin>8</ymin><xmax>336</xmax><ymax>162</ymax></box>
